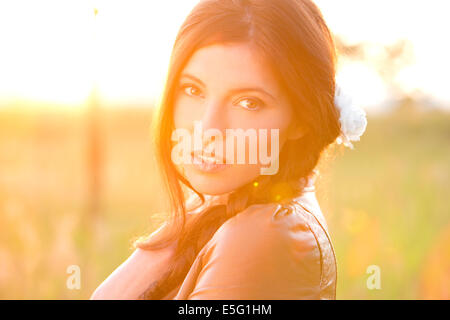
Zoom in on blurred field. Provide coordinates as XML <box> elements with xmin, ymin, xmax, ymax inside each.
<box><xmin>0</xmin><ymin>103</ymin><xmax>449</xmax><ymax>299</ymax></box>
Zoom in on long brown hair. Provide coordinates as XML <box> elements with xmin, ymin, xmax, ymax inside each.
<box><xmin>134</xmin><ymin>0</ymin><xmax>341</xmax><ymax>299</ymax></box>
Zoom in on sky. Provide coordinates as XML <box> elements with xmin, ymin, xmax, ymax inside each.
<box><xmin>0</xmin><ymin>0</ymin><xmax>449</xmax><ymax>112</ymax></box>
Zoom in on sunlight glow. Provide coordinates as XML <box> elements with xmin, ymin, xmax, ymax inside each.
<box><xmin>0</xmin><ymin>0</ymin><xmax>449</xmax><ymax>110</ymax></box>
<box><xmin>0</xmin><ymin>0</ymin><xmax>199</xmax><ymax>107</ymax></box>
<box><xmin>316</xmin><ymin>0</ymin><xmax>450</xmax><ymax>109</ymax></box>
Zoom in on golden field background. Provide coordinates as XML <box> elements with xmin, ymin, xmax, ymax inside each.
<box><xmin>0</xmin><ymin>102</ymin><xmax>449</xmax><ymax>299</ymax></box>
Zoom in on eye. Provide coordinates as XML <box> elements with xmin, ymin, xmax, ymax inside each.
<box><xmin>181</xmin><ymin>84</ymin><xmax>203</xmax><ymax>98</ymax></box>
<box><xmin>235</xmin><ymin>97</ymin><xmax>264</xmax><ymax>111</ymax></box>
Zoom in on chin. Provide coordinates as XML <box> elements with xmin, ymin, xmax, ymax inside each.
<box><xmin>189</xmin><ymin>179</ymin><xmax>236</xmax><ymax>196</ymax></box>
<box><xmin>185</xmin><ymin>165</ymin><xmax>261</xmax><ymax>197</ymax></box>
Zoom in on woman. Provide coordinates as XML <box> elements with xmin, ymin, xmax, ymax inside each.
<box><xmin>91</xmin><ymin>0</ymin><xmax>366</xmax><ymax>300</ymax></box>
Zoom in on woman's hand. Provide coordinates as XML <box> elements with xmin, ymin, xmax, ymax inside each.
<box><xmin>90</xmin><ymin>240</ymin><xmax>176</xmax><ymax>300</ymax></box>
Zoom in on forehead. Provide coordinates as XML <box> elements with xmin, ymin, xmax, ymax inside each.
<box><xmin>181</xmin><ymin>43</ymin><xmax>282</xmax><ymax>95</ymax></box>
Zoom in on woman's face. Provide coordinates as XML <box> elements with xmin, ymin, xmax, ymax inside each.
<box><xmin>173</xmin><ymin>43</ymin><xmax>304</xmax><ymax>195</ymax></box>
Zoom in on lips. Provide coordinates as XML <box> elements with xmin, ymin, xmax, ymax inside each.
<box><xmin>190</xmin><ymin>150</ymin><xmax>230</xmax><ymax>173</ymax></box>
<box><xmin>191</xmin><ymin>150</ymin><xmax>225</xmax><ymax>165</ymax></box>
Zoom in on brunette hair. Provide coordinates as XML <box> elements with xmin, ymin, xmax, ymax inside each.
<box><xmin>134</xmin><ymin>0</ymin><xmax>341</xmax><ymax>299</ymax></box>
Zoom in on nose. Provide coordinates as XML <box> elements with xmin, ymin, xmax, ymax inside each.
<box><xmin>193</xmin><ymin>99</ymin><xmax>227</xmax><ymax>155</ymax></box>
<box><xmin>201</xmin><ymin>98</ymin><xmax>227</xmax><ymax>133</ymax></box>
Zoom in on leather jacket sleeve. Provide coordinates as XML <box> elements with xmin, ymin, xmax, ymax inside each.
<box><xmin>176</xmin><ymin>202</ymin><xmax>323</xmax><ymax>300</ymax></box>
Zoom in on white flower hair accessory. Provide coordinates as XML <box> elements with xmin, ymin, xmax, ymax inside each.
<box><xmin>334</xmin><ymin>84</ymin><xmax>368</xmax><ymax>149</ymax></box>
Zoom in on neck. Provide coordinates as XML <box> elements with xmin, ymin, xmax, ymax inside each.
<box><xmin>205</xmin><ymin>191</ymin><xmax>232</xmax><ymax>206</ymax></box>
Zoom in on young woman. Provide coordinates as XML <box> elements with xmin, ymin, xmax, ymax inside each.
<box><xmin>91</xmin><ymin>0</ymin><xmax>366</xmax><ymax>300</ymax></box>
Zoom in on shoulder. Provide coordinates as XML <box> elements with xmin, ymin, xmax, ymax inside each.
<box><xmin>208</xmin><ymin>201</ymin><xmax>320</xmax><ymax>253</ymax></box>
<box><xmin>203</xmin><ymin>201</ymin><xmax>322</xmax><ymax>279</ymax></box>
<box><xmin>188</xmin><ymin>201</ymin><xmax>325</xmax><ymax>299</ymax></box>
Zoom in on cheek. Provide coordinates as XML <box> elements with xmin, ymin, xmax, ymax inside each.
<box><xmin>173</xmin><ymin>96</ymin><xmax>200</xmax><ymax>129</ymax></box>
<box><xmin>248</xmin><ymin>111</ymin><xmax>291</xmax><ymax>155</ymax></box>
<box><xmin>173</xmin><ymin>101</ymin><xmax>187</xmax><ymax>129</ymax></box>
<box><xmin>252</xmin><ymin>128</ymin><xmax>287</xmax><ymax>164</ymax></box>
<box><xmin>266</xmin><ymin>104</ymin><xmax>293</xmax><ymax>151</ymax></box>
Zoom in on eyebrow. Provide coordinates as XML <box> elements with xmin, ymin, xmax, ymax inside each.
<box><xmin>179</xmin><ymin>73</ymin><xmax>277</xmax><ymax>101</ymax></box>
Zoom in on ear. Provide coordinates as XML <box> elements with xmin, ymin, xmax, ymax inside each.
<box><xmin>287</xmin><ymin>120</ymin><xmax>307</xmax><ymax>141</ymax></box>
